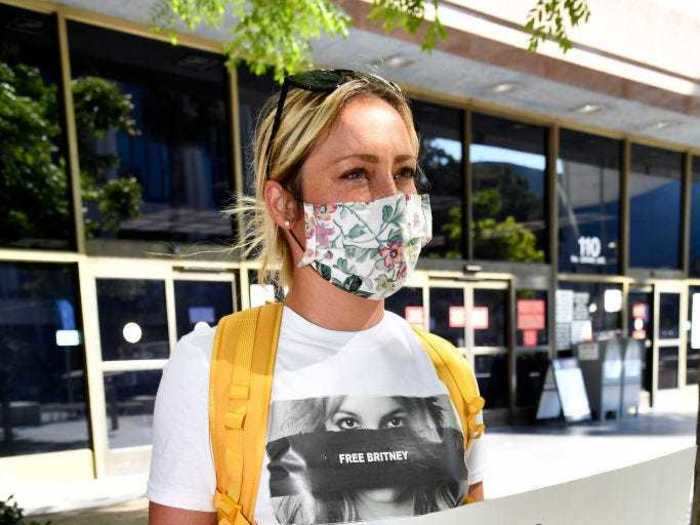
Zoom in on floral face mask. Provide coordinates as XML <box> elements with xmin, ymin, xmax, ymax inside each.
<box><xmin>294</xmin><ymin>192</ymin><xmax>432</xmax><ymax>300</ymax></box>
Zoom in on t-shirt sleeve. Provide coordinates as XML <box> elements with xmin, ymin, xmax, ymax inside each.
<box><xmin>465</xmin><ymin>362</ymin><xmax>486</xmax><ymax>485</ymax></box>
<box><xmin>146</xmin><ymin>327</ymin><xmax>217</xmax><ymax>512</ymax></box>
<box><xmin>465</xmin><ymin>411</ymin><xmax>486</xmax><ymax>485</ymax></box>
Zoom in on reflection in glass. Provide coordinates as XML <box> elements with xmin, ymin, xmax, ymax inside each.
<box><xmin>0</xmin><ymin>5</ymin><xmax>74</xmax><ymax>250</ymax></box>
<box><xmin>429</xmin><ymin>288</ymin><xmax>464</xmax><ymax>347</ymax></box>
<box><xmin>0</xmin><ymin>262</ymin><xmax>89</xmax><ymax>457</ymax></box>
<box><xmin>412</xmin><ymin>100</ymin><xmax>464</xmax><ymax>258</ymax></box>
<box><xmin>516</xmin><ymin>290</ymin><xmax>548</xmax><ymax>347</ymax></box>
<box><xmin>471</xmin><ymin>113</ymin><xmax>547</xmax><ymax>262</ymax></box>
<box><xmin>67</xmin><ymin>21</ymin><xmax>233</xmax><ymax>244</ymax></box>
<box><xmin>97</xmin><ymin>279</ymin><xmax>169</xmax><ymax>360</ymax></box>
<box><xmin>104</xmin><ymin>369</ymin><xmax>161</xmax><ymax>448</ymax></box>
<box><xmin>385</xmin><ymin>287</ymin><xmax>424</xmax><ymax>326</ymax></box>
<box><xmin>689</xmin><ymin>158</ymin><xmax>700</xmax><ymax>275</ymax></box>
<box><xmin>516</xmin><ymin>352</ymin><xmax>549</xmax><ymax>407</ymax></box>
<box><xmin>473</xmin><ymin>289</ymin><xmax>507</xmax><ymax>347</ymax></box>
<box><xmin>237</xmin><ymin>67</ymin><xmax>277</xmax><ymax>195</ymax></box>
<box><xmin>628</xmin><ymin>290</ymin><xmax>653</xmax><ymax>391</ymax></box>
<box><xmin>174</xmin><ymin>280</ymin><xmax>234</xmax><ymax>339</ymax></box>
<box><xmin>658</xmin><ymin>347</ymin><xmax>678</xmax><ymax>389</ymax></box>
<box><xmin>658</xmin><ymin>293</ymin><xmax>680</xmax><ymax>339</ymax></box>
<box><xmin>474</xmin><ymin>355</ymin><xmax>508</xmax><ymax>409</ymax></box>
<box><xmin>629</xmin><ymin>144</ymin><xmax>682</xmax><ymax>269</ymax></box>
<box><xmin>556</xmin><ymin>282</ymin><xmax>623</xmax><ymax>353</ymax></box>
<box><xmin>558</xmin><ymin>130</ymin><xmax>620</xmax><ymax>274</ymax></box>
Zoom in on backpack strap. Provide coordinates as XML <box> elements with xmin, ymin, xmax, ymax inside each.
<box><xmin>411</xmin><ymin>326</ymin><xmax>486</xmax><ymax>450</ymax></box>
<box><xmin>209</xmin><ymin>302</ymin><xmax>284</xmax><ymax>525</ymax></box>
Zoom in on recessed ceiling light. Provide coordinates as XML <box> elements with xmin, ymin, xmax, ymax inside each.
<box><xmin>372</xmin><ymin>54</ymin><xmax>414</xmax><ymax>69</ymax></box>
<box><xmin>490</xmin><ymin>82</ymin><xmax>518</xmax><ymax>94</ymax></box>
<box><xmin>649</xmin><ymin>120</ymin><xmax>675</xmax><ymax>130</ymax></box>
<box><xmin>573</xmin><ymin>103</ymin><xmax>603</xmax><ymax>114</ymax></box>
<box><xmin>176</xmin><ymin>54</ymin><xmax>219</xmax><ymax>71</ymax></box>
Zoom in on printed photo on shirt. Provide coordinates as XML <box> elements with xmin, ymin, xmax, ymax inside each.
<box><xmin>264</xmin><ymin>394</ymin><xmax>467</xmax><ymax>525</ymax></box>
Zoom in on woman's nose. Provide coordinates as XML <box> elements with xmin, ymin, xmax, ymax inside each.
<box><xmin>370</xmin><ymin>169</ymin><xmax>399</xmax><ymax>200</ymax></box>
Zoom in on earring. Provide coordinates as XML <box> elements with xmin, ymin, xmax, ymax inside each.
<box><xmin>283</xmin><ymin>219</ymin><xmax>291</xmax><ymax>229</ymax></box>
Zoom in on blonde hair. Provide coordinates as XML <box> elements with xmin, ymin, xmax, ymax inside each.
<box><xmin>231</xmin><ymin>72</ymin><xmax>420</xmax><ymax>291</ymax></box>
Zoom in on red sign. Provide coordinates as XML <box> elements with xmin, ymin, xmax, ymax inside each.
<box><xmin>448</xmin><ymin>306</ymin><xmax>465</xmax><ymax>328</ymax></box>
<box><xmin>632</xmin><ymin>302</ymin><xmax>648</xmax><ymax>321</ymax></box>
<box><xmin>517</xmin><ymin>299</ymin><xmax>546</xmax><ymax>330</ymax></box>
<box><xmin>523</xmin><ymin>329</ymin><xmax>538</xmax><ymax>347</ymax></box>
<box><xmin>404</xmin><ymin>306</ymin><xmax>424</xmax><ymax>325</ymax></box>
<box><xmin>471</xmin><ymin>306</ymin><xmax>489</xmax><ymax>330</ymax></box>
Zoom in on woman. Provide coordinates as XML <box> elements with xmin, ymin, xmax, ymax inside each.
<box><xmin>147</xmin><ymin>69</ymin><xmax>485</xmax><ymax>525</ymax></box>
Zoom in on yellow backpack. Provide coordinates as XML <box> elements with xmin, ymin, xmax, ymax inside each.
<box><xmin>208</xmin><ymin>303</ymin><xmax>485</xmax><ymax>525</ymax></box>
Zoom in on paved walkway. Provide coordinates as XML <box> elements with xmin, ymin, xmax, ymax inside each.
<box><xmin>25</xmin><ymin>386</ymin><xmax>698</xmax><ymax>522</ymax></box>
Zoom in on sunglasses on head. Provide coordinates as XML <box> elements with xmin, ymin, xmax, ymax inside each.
<box><xmin>264</xmin><ymin>69</ymin><xmax>402</xmax><ymax>182</ymax></box>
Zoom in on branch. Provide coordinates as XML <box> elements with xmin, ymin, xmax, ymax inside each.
<box><xmin>524</xmin><ymin>0</ymin><xmax>591</xmax><ymax>53</ymax></box>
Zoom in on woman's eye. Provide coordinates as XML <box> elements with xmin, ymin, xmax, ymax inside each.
<box><xmin>394</xmin><ymin>167</ymin><xmax>417</xmax><ymax>180</ymax></box>
<box><xmin>337</xmin><ymin>417</ymin><xmax>360</xmax><ymax>430</ymax></box>
<box><xmin>341</xmin><ymin>169</ymin><xmax>367</xmax><ymax>181</ymax></box>
<box><xmin>384</xmin><ymin>417</ymin><xmax>405</xmax><ymax>429</ymax></box>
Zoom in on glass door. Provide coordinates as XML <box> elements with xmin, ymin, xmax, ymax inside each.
<box><xmin>687</xmin><ymin>286</ymin><xmax>700</xmax><ymax>386</ymax></box>
<box><xmin>628</xmin><ymin>286</ymin><xmax>653</xmax><ymax>392</ymax></box>
<box><xmin>426</xmin><ymin>280</ymin><xmax>510</xmax><ymax>413</ymax></box>
<box><xmin>653</xmin><ymin>283</ymin><xmax>685</xmax><ymax>398</ymax></box>
<box><xmin>81</xmin><ymin>258</ymin><xmax>237</xmax><ymax>477</ymax></box>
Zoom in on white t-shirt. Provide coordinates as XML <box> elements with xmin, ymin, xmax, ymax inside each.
<box><xmin>147</xmin><ymin>306</ymin><xmax>486</xmax><ymax>524</ymax></box>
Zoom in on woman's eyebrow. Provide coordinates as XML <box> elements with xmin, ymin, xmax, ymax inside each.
<box><xmin>332</xmin><ymin>153</ymin><xmax>417</xmax><ymax>163</ymax></box>
<box><xmin>334</xmin><ymin>410</ymin><xmax>359</xmax><ymax>418</ymax></box>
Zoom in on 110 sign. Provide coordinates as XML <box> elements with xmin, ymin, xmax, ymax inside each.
<box><xmin>570</xmin><ymin>236</ymin><xmax>606</xmax><ymax>265</ymax></box>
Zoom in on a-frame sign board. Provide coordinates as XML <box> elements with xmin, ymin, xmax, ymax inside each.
<box><xmin>536</xmin><ymin>357</ymin><xmax>591</xmax><ymax>423</ymax></box>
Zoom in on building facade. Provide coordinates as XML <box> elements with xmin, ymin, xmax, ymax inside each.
<box><xmin>1</xmin><ymin>0</ymin><xmax>699</xmax><ymax>486</ymax></box>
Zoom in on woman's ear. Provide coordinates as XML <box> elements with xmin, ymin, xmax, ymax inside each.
<box><xmin>264</xmin><ymin>180</ymin><xmax>297</xmax><ymax>228</ymax></box>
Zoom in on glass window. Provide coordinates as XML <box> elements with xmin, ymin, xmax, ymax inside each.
<box><xmin>474</xmin><ymin>355</ymin><xmax>508</xmax><ymax>409</ymax></box>
<box><xmin>473</xmin><ymin>289</ymin><xmax>507</xmax><ymax>347</ymax></box>
<box><xmin>412</xmin><ymin>100</ymin><xmax>464</xmax><ymax>258</ymax></box>
<box><xmin>516</xmin><ymin>352</ymin><xmax>549</xmax><ymax>408</ymax></box>
<box><xmin>67</xmin><ymin>22</ymin><xmax>233</xmax><ymax>245</ymax></box>
<box><xmin>629</xmin><ymin>145</ymin><xmax>682</xmax><ymax>269</ymax></box>
<box><xmin>97</xmin><ymin>279</ymin><xmax>169</xmax><ymax>361</ymax></box>
<box><xmin>174</xmin><ymin>280</ymin><xmax>234</xmax><ymax>339</ymax></box>
<box><xmin>658</xmin><ymin>293</ymin><xmax>680</xmax><ymax>339</ymax></box>
<box><xmin>558</xmin><ymin>130</ymin><xmax>620</xmax><ymax>274</ymax></box>
<box><xmin>555</xmin><ymin>282</ymin><xmax>623</xmax><ymax>353</ymax></box>
<box><xmin>658</xmin><ymin>346</ymin><xmax>678</xmax><ymax>389</ymax></box>
<box><xmin>237</xmin><ymin>67</ymin><xmax>276</xmax><ymax>195</ymax></box>
<box><xmin>429</xmin><ymin>288</ymin><xmax>465</xmax><ymax>347</ymax></box>
<box><xmin>385</xmin><ymin>287</ymin><xmax>424</xmax><ymax>326</ymax></box>
<box><xmin>104</xmin><ymin>369</ymin><xmax>161</xmax><ymax>448</ymax></box>
<box><xmin>516</xmin><ymin>290</ymin><xmax>548</xmax><ymax>347</ymax></box>
<box><xmin>470</xmin><ymin>113</ymin><xmax>547</xmax><ymax>262</ymax></box>
<box><xmin>0</xmin><ymin>6</ymin><xmax>74</xmax><ymax>250</ymax></box>
<box><xmin>0</xmin><ymin>262</ymin><xmax>89</xmax><ymax>457</ymax></box>
<box><xmin>689</xmin><ymin>158</ymin><xmax>700</xmax><ymax>275</ymax></box>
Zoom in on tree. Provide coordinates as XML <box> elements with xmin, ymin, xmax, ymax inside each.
<box><xmin>151</xmin><ymin>0</ymin><xmax>591</xmax><ymax>82</ymax></box>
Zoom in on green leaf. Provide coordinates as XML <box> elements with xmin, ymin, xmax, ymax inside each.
<box><xmin>342</xmin><ymin>275</ymin><xmax>363</xmax><ymax>292</ymax></box>
<box><xmin>335</xmin><ymin>257</ymin><xmax>349</xmax><ymax>272</ymax></box>
<box><xmin>317</xmin><ymin>263</ymin><xmax>332</xmax><ymax>281</ymax></box>
<box><xmin>347</xmin><ymin>223</ymin><xmax>366</xmax><ymax>239</ymax></box>
<box><xmin>382</xmin><ymin>204</ymin><xmax>393</xmax><ymax>223</ymax></box>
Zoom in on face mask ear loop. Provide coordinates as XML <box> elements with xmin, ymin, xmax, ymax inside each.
<box><xmin>288</xmin><ymin>226</ymin><xmax>305</xmax><ymax>255</ymax></box>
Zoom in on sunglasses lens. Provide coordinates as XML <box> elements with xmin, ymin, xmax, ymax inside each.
<box><xmin>290</xmin><ymin>69</ymin><xmax>345</xmax><ymax>90</ymax></box>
